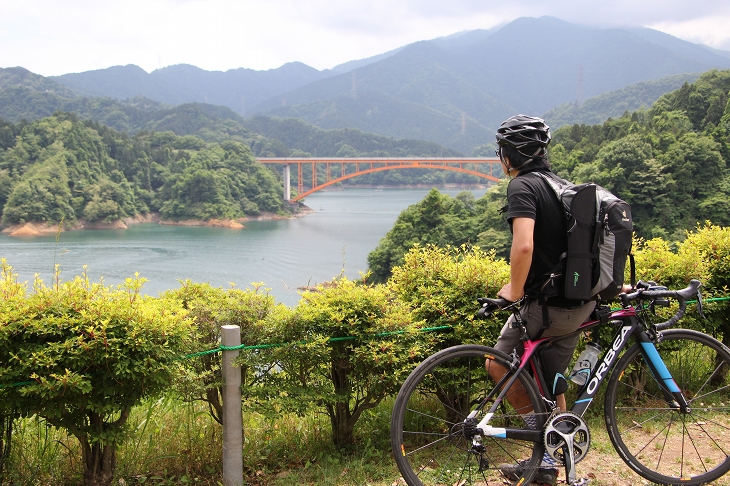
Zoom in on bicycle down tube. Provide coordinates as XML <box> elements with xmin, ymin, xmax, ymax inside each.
<box><xmin>474</xmin><ymin>307</ymin><xmax>687</xmax><ymax>434</ymax></box>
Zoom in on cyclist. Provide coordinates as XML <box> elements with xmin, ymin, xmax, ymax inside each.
<box><xmin>487</xmin><ymin>115</ymin><xmax>596</xmax><ymax>485</ymax></box>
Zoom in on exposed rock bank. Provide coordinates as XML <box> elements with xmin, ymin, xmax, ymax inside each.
<box><xmin>1</xmin><ymin>207</ymin><xmax>314</xmax><ymax>237</ymax></box>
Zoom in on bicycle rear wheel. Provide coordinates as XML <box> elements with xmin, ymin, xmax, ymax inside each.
<box><xmin>391</xmin><ymin>344</ymin><xmax>546</xmax><ymax>486</ymax></box>
<box><xmin>605</xmin><ymin>329</ymin><xmax>730</xmax><ymax>485</ymax></box>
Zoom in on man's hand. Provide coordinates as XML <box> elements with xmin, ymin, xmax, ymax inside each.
<box><xmin>498</xmin><ymin>282</ymin><xmax>524</xmax><ymax>302</ymax></box>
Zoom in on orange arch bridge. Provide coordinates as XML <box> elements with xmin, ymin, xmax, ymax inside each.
<box><xmin>258</xmin><ymin>157</ymin><xmax>502</xmax><ymax>202</ymax></box>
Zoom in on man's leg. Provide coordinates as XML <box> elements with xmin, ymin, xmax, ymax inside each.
<box><xmin>485</xmin><ymin>358</ymin><xmax>534</xmax><ymax>413</ymax></box>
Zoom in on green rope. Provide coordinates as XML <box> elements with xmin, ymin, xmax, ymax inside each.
<box><xmin>0</xmin><ymin>381</ymin><xmax>34</xmax><ymax>390</ymax></box>
<box><xmin>6</xmin><ymin>296</ymin><xmax>730</xmax><ymax>390</ymax></box>
<box><xmin>182</xmin><ymin>324</ymin><xmax>453</xmax><ymax>359</ymax></box>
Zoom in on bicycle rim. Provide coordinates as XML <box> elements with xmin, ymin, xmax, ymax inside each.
<box><xmin>605</xmin><ymin>329</ymin><xmax>730</xmax><ymax>485</ymax></box>
<box><xmin>391</xmin><ymin>345</ymin><xmax>546</xmax><ymax>486</ymax></box>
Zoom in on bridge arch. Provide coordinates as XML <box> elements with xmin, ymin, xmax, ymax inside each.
<box><xmin>258</xmin><ymin>157</ymin><xmax>502</xmax><ymax>202</ymax></box>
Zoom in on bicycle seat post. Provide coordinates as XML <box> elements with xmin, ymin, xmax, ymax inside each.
<box><xmin>510</xmin><ymin>304</ymin><xmax>529</xmax><ymax>343</ymax></box>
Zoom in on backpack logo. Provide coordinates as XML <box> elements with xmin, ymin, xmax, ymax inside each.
<box><xmin>573</xmin><ymin>272</ymin><xmax>579</xmax><ymax>287</ymax></box>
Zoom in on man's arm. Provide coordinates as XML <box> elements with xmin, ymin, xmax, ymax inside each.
<box><xmin>498</xmin><ymin>217</ymin><xmax>535</xmax><ymax>302</ymax></box>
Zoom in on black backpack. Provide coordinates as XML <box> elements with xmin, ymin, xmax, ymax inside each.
<box><xmin>534</xmin><ymin>172</ymin><xmax>634</xmax><ymax>302</ymax></box>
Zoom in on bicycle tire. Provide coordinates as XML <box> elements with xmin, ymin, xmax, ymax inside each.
<box><xmin>605</xmin><ymin>329</ymin><xmax>730</xmax><ymax>485</ymax></box>
<box><xmin>391</xmin><ymin>344</ymin><xmax>546</xmax><ymax>486</ymax></box>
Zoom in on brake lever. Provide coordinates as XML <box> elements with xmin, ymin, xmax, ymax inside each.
<box><xmin>696</xmin><ymin>288</ymin><xmax>705</xmax><ymax>319</ymax></box>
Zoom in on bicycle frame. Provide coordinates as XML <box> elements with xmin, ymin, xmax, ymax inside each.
<box><xmin>473</xmin><ymin>305</ymin><xmax>688</xmax><ymax>440</ymax></box>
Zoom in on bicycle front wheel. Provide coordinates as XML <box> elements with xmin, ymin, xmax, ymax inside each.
<box><xmin>605</xmin><ymin>329</ymin><xmax>730</xmax><ymax>485</ymax></box>
<box><xmin>391</xmin><ymin>345</ymin><xmax>546</xmax><ymax>486</ymax></box>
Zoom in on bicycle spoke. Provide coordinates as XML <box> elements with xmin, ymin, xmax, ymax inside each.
<box><xmin>686</xmin><ymin>411</ymin><xmax>730</xmax><ymax>457</ymax></box>
<box><xmin>606</xmin><ymin>330</ymin><xmax>730</xmax><ymax>485</ymax></box>
<box><xmin>392</xmin><ymin>345</ymin><xmax>544</xmax><ymax>486</ymax></box>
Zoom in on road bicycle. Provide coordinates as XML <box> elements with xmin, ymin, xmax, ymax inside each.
<box><xmin>390</xmin><ymin>280</ymin><xmax>730</xmax><ymax>485</ymax></box>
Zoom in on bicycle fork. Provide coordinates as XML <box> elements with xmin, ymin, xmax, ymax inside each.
<box><xmin>638</xmin><ymin>336</ymin><xmax>689</xmax><ymax>412</ymax></box>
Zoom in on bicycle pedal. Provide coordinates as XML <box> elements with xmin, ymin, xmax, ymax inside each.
<box><xmin>568</xmin><ymin>478</ymin><xmax>590</xmax><ymax>486</ymax></box>
<box><xmin>478</xmin><ymin>456</ymin><xmax>489</xmax><ymax>472</ymax></box>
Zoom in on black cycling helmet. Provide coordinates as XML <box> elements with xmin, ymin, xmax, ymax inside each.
<box><xmin>495</xmin><ymin>115</ymin><xmax>551</xmax><ymax>161</ymax></box>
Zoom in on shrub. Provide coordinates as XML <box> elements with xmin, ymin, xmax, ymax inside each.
<box><xmin>254</xmin><ymin>277</ymin><xmax>423</xmax><ymax>448</ymax></box>
<box><xmin>680</xmin><ymin>223</ymin><xmax>730</xmax><ymax>342</ymax></box>
<box><xmin>389</xmin><ymin>245</ymin><xmax>510</xmax><ymax>348</ymax></box>
<box><xmin>162</xmin><ymin>281</ymin><xmax>280</xmax><ymax>424</ymax></box>
<box><xmin>0</xmin><ymin>262</ymin><xmax>192</xmax><ymax>486</ymax></box>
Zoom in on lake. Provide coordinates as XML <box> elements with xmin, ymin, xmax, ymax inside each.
<box><xmin>0</xmin><ymin>188</ymin><xmax>487</xmax><ymax>306</ymax></box>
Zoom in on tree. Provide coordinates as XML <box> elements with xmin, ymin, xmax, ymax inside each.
<box><xmin>2</xmin><ymin>155</ymin><xmax>76</xmax><ymax>225</ymax></box>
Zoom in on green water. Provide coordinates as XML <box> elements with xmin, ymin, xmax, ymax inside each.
<box><xmin>0</xmin><ymin>188</ymin><xmax>487</xmax><ymax>305</ymax></box>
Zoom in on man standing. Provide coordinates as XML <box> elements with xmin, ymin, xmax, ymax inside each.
<box><xmin>487</xmin><ymin>115</ymin><xmax>596</xmax><ymax>486</ymax></box>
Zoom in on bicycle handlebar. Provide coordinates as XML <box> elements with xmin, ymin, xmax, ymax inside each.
<box><xmin>476</xmin><ymin>296</ymin><xmax>518</xmax><ymax>319</ymax></box>
<box><xmin>620</xmin><ymin>279</ymin><xmax>702</xmax><ymax>331</ymax></box>
<box><xmin>477</xmin><ymin>279</ymin><xmax>703</xmax><ymax>331</ymax></box>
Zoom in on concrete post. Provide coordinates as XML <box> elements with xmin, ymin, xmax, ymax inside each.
<box><xmin>221</xmin><ymin>325</ymin><xmax>243</xmax><ymax>486</ymax></box>
<box><xmin>283</xmin><ymin>164</ymin><xmax>291</xmax><ymax>201</ymax></box>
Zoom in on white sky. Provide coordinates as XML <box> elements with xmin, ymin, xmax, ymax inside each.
<box><xmin>1</xmin><ymin>0</ymin><xmax>730</xmax><ymax>77</ymax></box>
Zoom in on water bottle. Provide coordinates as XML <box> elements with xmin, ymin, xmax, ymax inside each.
<box><xmin>569</xmin><ymin>342</ymin><xmax>602</xmax><ymax>386</ymax></box>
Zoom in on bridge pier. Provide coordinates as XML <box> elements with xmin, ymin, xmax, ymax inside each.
<box><xmin>283</xmin><ymin>164</ymin><xmax>290</xmax><ymax>201</ymax></box>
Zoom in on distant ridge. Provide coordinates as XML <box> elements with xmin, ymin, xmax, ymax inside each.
<box><xmin>542</xmin><ymin>72</ymin><xmax>703</xmax><ymax>128</ymax></box>
<box><xmin>21</xmin><ymin>16</ymin><xmax>730</xmax><ymax>153</ymax></box>
<box><xmin>250</xmin><ymin>16</ymin><xmax>730</xmax><ymax>152</ymax></box>
<box><xmin>54</xmin><ymin>62</ymin><xmax>333</xmax><ymax>115</ymax></box>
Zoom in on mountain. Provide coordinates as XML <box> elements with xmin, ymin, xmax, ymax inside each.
<box><xmin>54</xmin><ymin>62</ymin><xmax>334</xmax><ymax>115</ymax></box>
<box><xmin>242</xmin><ymin>115</ymin><xmax>462</xmax><ymax>157</ymax></box>
<box><xmin>251</xmin><ymin>17</ymin><xmax>730</xmax><ymax>152</ymax></box>
<box><xmin>328</xmin><ymin>26</ymin><xmax>501</xmax><ymax>74</ymax></box>
<box><xmin>23</xmin><ymin>16</ymin><xmax>730</xmax><ymax>154</ymax></box>
<box><xmin>0</xmin><ymin>67</ymin><xmax>461</xmax><ymax>160</ymax></box>
<box><xmin>542</xmin><ymin>72</ymin><xmax>703</xmax><ymax>129</ymax></box>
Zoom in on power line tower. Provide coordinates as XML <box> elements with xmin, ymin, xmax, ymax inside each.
<box><xmin>351</xmin><ymin>72</ymin><xmax>358</xmax><ymax>100</ymax></box>
<box><xmin>461</xmin><ymin>112</ymin><xmax>467</xmax><ymax>135</ymax></box>
<box><xmin>241</xmin><ymin>96</ymin><xmax>246</xmax><ymax>117</ymax></box>
<box><xmin>577</xmin><ymin>65</ymin><xmax>584</xmax><ymax>106</ymax></box>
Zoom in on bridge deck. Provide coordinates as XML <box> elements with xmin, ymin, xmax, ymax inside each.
<box><xmin>258</xmin><ymin>157</ymin><xmax>502</xmax><ymax>202</ymax></box>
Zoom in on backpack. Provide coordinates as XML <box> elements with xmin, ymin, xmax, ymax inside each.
<box><xmin>534</xmin><ymin>172</ymin><xmax>634</xmax><ymax>302</ymax></box>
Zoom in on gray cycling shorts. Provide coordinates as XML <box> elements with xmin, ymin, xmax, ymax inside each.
<box><xmin>493</xmin><ymin>299</ymin><xmax>596</xmax><ymax>375</ymax></box>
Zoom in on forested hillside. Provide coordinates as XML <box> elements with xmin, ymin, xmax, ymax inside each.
<box><xmin>368</xmin><ymin>70</ymin><xmax>730</xmax><ymax>281</ymax></box>
<box><xmin>542</xmin><ymin>73</ymin><xmax>701</xmax><ymax>129</ymax></box>
<box><xmin>0</xmin><ymin>67</ymin><xmax>464</xmax><ymax>163</ymax></box>
<box><xmin>42</xmin><ymin>18</ymin><xmax>730</xmax><ymax>154</ymax></box>
<box><xmin>255</xmin><ymin>17</ymin><xmax>730</xmax><ymax>153</ymax></box>
<box><xmin>0</xmin><ymin>113</ymin><xmax>287</xmax><ymax>227</ymax></box>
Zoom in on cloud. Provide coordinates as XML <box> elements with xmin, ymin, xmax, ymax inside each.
<box><xmin>649</xmin><ymin>15</ymin><xmax>730</xmax><ymax>50</ymax></box>
<box><xmin>1</xmin><ymin>0</ymin><xmax>729</xmax><ymax>76</ymax></box>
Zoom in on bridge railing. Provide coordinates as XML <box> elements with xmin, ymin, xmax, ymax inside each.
<box><xmin>258</xmin><ymin>157</ymin><xmax>502</xmax><ymax>202</ymax></box>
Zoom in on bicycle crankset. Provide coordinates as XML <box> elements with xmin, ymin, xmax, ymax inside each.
<box><xmin>544</xmin><ymin>411</ymin><xmax>590</xmax><ymax>464</ymax></box>
<box><xmin>544</xmin><ymin>411</ymin><xmax>591</xmax><ymax>485</ymax></box>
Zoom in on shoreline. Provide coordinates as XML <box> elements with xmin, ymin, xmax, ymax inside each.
<box><xmin>0</xmin><ymin>206</ymin><xmax>315</xmax><ymax>237</ymax></box>
<box><xmin>0</xmin><ymin>184</ymin><xmax>486</xmax><ymax>237</ymax></box>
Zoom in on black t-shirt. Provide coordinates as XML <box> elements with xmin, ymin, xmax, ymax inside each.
<box><xmin>506</xmin><ymin>169</ymin><xmax>568</xmax><ymax>298</ymax></box>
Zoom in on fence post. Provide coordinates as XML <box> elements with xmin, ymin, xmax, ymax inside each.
<box><xmin>221</xmin><ymin>325</ymin><xmax>243</xmax><ymax>486</ymax></box>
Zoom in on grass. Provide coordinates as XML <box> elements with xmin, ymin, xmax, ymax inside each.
<box><xmin>2</xmin><ymin>396</ymin><xmax>402</xmax><ymax>486</ymax></box>
<box><xmin>3</xmin><ymin>395</ymin><xmax>726</xmax><ymax>486</ymax></box>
